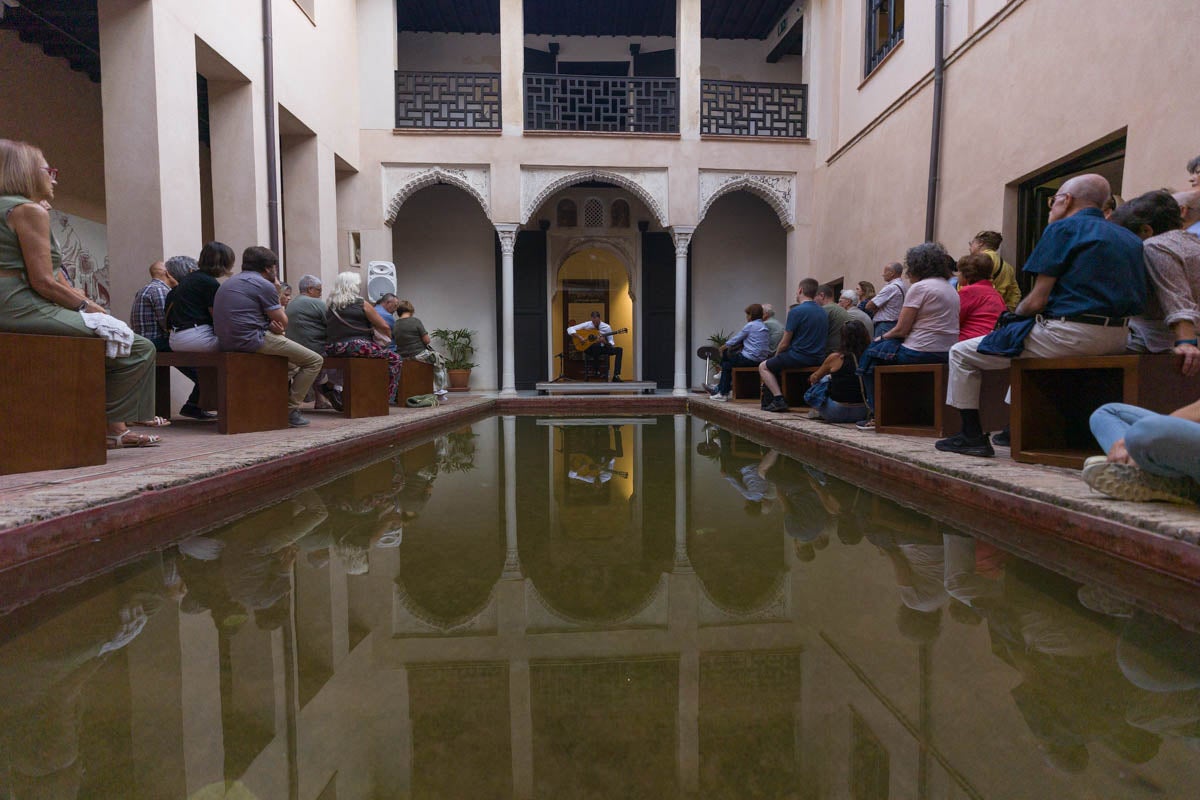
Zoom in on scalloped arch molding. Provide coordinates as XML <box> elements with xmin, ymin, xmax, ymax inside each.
<box><xmin>698</xmin><ymin>171</ymin><xmax>795</xmax><ymax>230</ymax></box>
<box><xmin>522</xmin><ymin>167</ymin><xmax>669</xmax><ymax>228</ymax></box>
<box><xmin>383</xmin><ymin>166</ymin><xmax>491</xmax><ymax>226</ymax></box>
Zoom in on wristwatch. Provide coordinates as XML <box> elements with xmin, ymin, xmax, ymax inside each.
<box><xmin>76</xmin><ymin>299</ymin><xmax>88</xmax><ymax>312</ymax></box>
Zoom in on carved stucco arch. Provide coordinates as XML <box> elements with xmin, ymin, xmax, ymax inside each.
<box><xmin>554</xmin><ymin>236</ymin><xmax>638</xmax><ymax>302</ymax></box>
<box><xmin>522</xmin><ymin>168</ymin><xmax>669</xmax><ymax>228</ymax></box>
<box><xmin>394</xmin><ymin>576</ymin><xmax>499</xmax><ymax>633</ymax></box>
<box><xmin>698</xmin><ymin>172</ymin><xmax>795</xmax><ymax>230</ymax></box>
<box><xmin>525</xmin><ymin>572</ymin><xmax>667</xmax><ymax>628</ymax></box>
<box><xmin>384</xmin><ymin>166</ymin><xmax>491</xmax><ymax>227</ymax></box>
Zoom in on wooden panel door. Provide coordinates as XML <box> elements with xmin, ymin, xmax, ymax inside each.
<box><xmin>641</xmin><ymin>232</ymin><xmax>676</xmax><ymax>389</ymax></box>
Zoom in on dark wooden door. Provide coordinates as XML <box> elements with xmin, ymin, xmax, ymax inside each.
<box><xmin>641</xmin><ymin>232</ymin><xmax>676</xmax><ymax>389</ymax></box>
<box><xmin>513</xmin><ymin>230</ymin><xmax>549</xmax><ymax>388</ymax></box>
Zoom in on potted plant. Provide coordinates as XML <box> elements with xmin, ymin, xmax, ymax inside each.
<box><xmin>432</xmin><ymin>328</ymin><xmax>477</xmax><ymax>392</ymax></box>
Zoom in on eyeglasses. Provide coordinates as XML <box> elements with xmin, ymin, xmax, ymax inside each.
<box><xmin>42</xmin><ymin>166</ymin><xmax>58</xmax><ymax>181</ymax></box>
<box><xmin>1047</xmin><ymin>192</ymin><xmax>1069</xmax><ymax>209</ymax></box>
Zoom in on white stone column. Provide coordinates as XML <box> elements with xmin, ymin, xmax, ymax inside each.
<box><xmin>671</xmin><ymin>226</ymin><xmax>695</xmax><ymax>396</ymax></box>
<box><xmin>499</xmin><ymin>0</ymin><xmax>525</xmax><ymax>136</ymax></box>
<box><xmin>496</xmin><ymin>224</ymin><xmax>520</xmax><ymax>396</ymax></box>
<box><xmin>98</xmin><ymin>0</ymin><xmax>203</xmax><ymax>310</ymax></box>
<box><xmin>785</xmin><ymin>227</ymin><xmax>803</xmax><ymax>306</ymax></box>
<box><xmin>676</xmin><ymin>0</ymin><xmax>702</xmax><ymax>140</ymax></box>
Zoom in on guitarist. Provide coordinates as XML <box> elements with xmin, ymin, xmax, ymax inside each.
<box><xmin>568</xmin><ymin>310</ymin><xmax>623</xmax><ymax>381</ymax></box>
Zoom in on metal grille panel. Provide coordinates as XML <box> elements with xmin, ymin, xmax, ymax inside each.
<box><xmin>394</xmin><ymin>71</ymin><xmax>501</xmax><ymax>129</ymax></box>
<box><xmin>700</xmin><ymin>80</ymin><xmax>808</xmax><ymax>138</ymax></box>
<box><xmin>524</xmin><ymin>74</ymin><xmax>679</xmax><ymax>133</ymax></box>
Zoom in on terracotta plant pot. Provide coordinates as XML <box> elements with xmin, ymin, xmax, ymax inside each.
<box><xmin>447</xmin><ymin>368</ymin><xmax>471</xmax><ymax>392</ymax></box>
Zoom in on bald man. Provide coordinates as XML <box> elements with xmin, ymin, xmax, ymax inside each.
<box><xmin>936</xmin><ymin>174</ymin><xmax>1147</xmax><ymax>457</ymax></box>
<box><xmin>129</xmin><ymin>261</ymin><xmax>174</xmax><ymax>345</ymax></box>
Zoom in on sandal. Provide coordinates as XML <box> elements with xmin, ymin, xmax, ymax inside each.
<box><xmin>131</xmin><ymin>416</ymin><xmax>172</xmax><ymax>427</ymax></box>
<box><xmin>107</xmin><ymin>429</ymin><xmax>162</xmax><ymax>449</ymax></box>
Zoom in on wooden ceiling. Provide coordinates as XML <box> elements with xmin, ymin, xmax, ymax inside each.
<box><xmin>397</xmin><ymin>0</ymin><xmax>797</xmax><ymax>40</ymax></box>
<box><xmin>0</xmin><ymin>0</ymin><xmax>100</xmax><ymax>82</ymax></box>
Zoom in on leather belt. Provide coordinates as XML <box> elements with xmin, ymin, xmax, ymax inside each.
<box><xmin>1041</xmin><ymin>314</ymin><xmax>1129</xmax><ymax>328</ymax></box>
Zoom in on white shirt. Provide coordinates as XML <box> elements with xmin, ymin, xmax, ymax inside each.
<box><xmin>567</xmin><ymin>319</ymin><xmax>614</xmax><ymax>345</ymax></box>
<box><xmin>872</xmin><ymin>277</ymin><xmax>907</xmax><ymax>323</ymax></box>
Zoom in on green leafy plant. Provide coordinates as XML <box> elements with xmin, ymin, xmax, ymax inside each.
<box><xmin>708</xmin><ymin>330</ymin><xmax>731</xmax><ymax>348</ymax></box>
<box><xmin>432</xmin><ymin>328</ymin><xmax>478</xmax><ymax>370</ymax></box>
<box><xmin>438</xmin><ymin>429</ymin><xmax>479</xmax><ymax>473</ymax></box>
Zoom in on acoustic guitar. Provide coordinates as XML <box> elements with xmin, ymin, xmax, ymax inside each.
<box><xmin>571</xmin><ymin>326</ymin><xmax>629</xmax><ymax>352</ymax></box>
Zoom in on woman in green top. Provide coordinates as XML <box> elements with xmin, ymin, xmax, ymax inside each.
<box><xmin>0</xmin><ymin>139</ymin><xmax>159</xmax><ymax>448</ymax></box>
<box><xmin>391</xmin><ymin>299</ymin><xmax>448</xmax><ymax>396</ymax></box>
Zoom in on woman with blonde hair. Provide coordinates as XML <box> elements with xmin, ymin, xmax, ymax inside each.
<box><xmin>0</xmin><ymin>139</ymin><xmax>160</xmax><ymax>447</ymax></box>
<box><xmin>324</xmin><ymin>271</ymin><xmax>402</xmax><ymax>402</ymax></box>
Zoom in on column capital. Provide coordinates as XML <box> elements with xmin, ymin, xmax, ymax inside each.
<box><xmin>495</xmin><ymin>223</ymin><xmax>520</xmax><ymax>255</ymax></box>
<box><xmin>670</xmin><ymin>225</ymin><xmax>696</xmax><ymax>256</ymax></box>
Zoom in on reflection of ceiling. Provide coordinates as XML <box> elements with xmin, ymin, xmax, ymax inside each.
<box><xmin>397</xmin><ymin>0</ymin><xmax>796</xmax><ymax>39</ymax></box>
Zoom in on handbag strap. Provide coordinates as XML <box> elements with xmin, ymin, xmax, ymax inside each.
<box><xmin>330</xmin><ymin>303</ymin><xmax>372</xmax><ymax>334</ymax></box>
<box><xmin>853</xmin><ymin>352</ymin><xmax>873</xmax><ymax>414</ymax></box>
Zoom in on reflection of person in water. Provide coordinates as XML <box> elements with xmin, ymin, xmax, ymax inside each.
<box><xmin>862</xmin><ymin>496</ymin><xmax>949</xmax><ymax>642</ymax></box>
<box><xmin>565</xmin><ymin>425</ymin><xmax>624</xmax><ymax>487</ymax></box>
<box><xmin>766</xmin><ymin>457</ymin><xmax>834</xmax><ymax>561</ymax></box>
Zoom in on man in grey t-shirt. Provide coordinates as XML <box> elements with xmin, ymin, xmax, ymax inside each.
<box><xmin>213</xmin><ymin>247</ymin><xmax>323</xmax><ymax>427</ymax></box>
<box><xmin>762</xmin><ymin>304</ymin><xmax>785</xmax><ymax>352</ymax></box>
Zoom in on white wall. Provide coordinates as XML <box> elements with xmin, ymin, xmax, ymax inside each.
<box><xmin>390</xmin><ymin>185</ymin><xmax>498</xmax><ymax>389</ymax></box>
<box><xmin>691</xmin><ymin>192</ymin><xmax>787</xmax><ymax>355</ymax></box>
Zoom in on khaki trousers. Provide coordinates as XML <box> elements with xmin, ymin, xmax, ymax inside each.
<box><xmin>257</xmin><ymin>332</ymin><xmax>323</xmax><ymax>411</ymax></box>
<box><xmin>946</xmin><ymin>319</ymin><xmax>1129</xmax><ymax>409</ymax></box>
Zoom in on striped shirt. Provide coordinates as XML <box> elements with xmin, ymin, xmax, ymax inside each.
<box><xmin>130</xmin><ymin>278</ymin><xmax>170</xmax><ymax>340</ymax></box>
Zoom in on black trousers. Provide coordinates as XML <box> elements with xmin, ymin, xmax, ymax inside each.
<box><xmin>584</xmin><ymin>342</ymin><xmax>623</xmax><ymax>377</ymax></box>
<box><xmin>151</xmin><ymin>335</ymin><xmax>200</xmax><ymax>406</ymax></box>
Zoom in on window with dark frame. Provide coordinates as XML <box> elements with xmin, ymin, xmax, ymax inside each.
<box><xmin>865</xmin><ymin>0</ymin><xmax>904</xmax><ymax>76</ymax></box>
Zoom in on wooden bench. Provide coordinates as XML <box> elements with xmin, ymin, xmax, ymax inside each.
<box><xmin>1011</xmin><ymin>353</ymin><xmax>1197</xmax><ymax>468</ymax></box>
<box><xmin>782</xmin><ymin>367</ymin><xmax>820</xmax><ymax>407</ymax></box>
<box><xmin>874</xmin><ymin>364</ymin><xmax>1009</xmax><ymax>437</ymax></box>
<box><xmin>398</xmin><ymin>358</ymin><xmax>435</xmax><ymax>404</ymax></box>
<box><xmin>730</xmin><ymin>367</ymin><xmax>762</xmax><ymax>401</ymax></box>
<box><xmin>322</xmin><ymin>357</ymin><xmax>390</xmax><ymax>418</ymax></box>
<box><xmin>1</xmin><ymin>333</ymin><xmax>106</xmax><ymax>474</ymax></box>
<box><xmin>155</xmin><ymin>351</ymin><xmax>289</xmax><ymax>434</ymax></box>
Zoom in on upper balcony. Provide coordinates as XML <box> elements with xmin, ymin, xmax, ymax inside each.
<box><xmin>391</xmin><ymin>0</ymin><xmax>808</xmax><ymax>139</ymax></box>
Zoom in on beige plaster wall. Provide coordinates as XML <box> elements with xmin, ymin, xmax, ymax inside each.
<box><xmin>0</xmin><ymin>31</ymin><xmax>106</xmax><ymax>222</ymax></box>
<box><xmin>810</xmin><ymin>0</ymin><xmax>1200</xmax><ymax>290</ymax></box>
<box><xmin>691</xmin><ymin>192</ymin><xmax>788</xmax><ymax>356</ymax></box>
<box><xmin>390</xmin><ymin>185</ymin><xmax>499</xmax><ymax>390</ymax></box>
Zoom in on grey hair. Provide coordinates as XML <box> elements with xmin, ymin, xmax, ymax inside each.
<box><xmin>164</xmin><ymin>255</ymin><xmax>197</xmax><ymax>283</ymax></box>
<box><xmin>840</xmin><ymin>289</ymin><xmax>860</xmax><ymax>303</ymax></box>
<box><xmin>298</xmin><ymin>274</ymin><xmax>322</xmax><ymax>293</ymax></box>
<box><xmin>327</xmin><ymin>271</ymin><xmax>364</xmax><ymax>310</ymax></box>
<box><xmin>762</xmin><ymin>303</ymin><xmax>775</xmax><ymax>319</ymax></box>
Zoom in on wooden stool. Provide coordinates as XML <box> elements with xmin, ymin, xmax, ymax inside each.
<box><xmin>155</xmin><ymin>352</ymin><xmax>289</xmax><ymax>433</ymax></box>
<box><xmin>323</xmin><ymin>357</ymin><xmax>390</xmax><ymax>418</ymax></box>
<box><xmin>1011</xmin><ymin>353</ymin><xmax>1196</xmax><ymax>468</ymax></box>
<box><xmin>1</xmin><ymin>333</ymin><xmax>106</xmax><ymax>474</ymax></box>
<box><xmin>781</xmin><ymin>367</ymin><xmax>820</xmax><ymax>407</ymax></box>
<box><xmin>730</xmin><ymin>367</ymin><xmax>761</xmax><ymax>401</ymax></box>
<box><xmin>398</xmin><ymin>358</ymin><xmax>435</xmax><ymax>404</ymax></box>
<box><xmin>874</xmin><ymin>363</ymin><xmax>1008</xmax><ymax>437</ymax></box>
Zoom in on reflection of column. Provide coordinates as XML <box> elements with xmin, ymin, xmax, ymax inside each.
<box><xmin>128</xmin><ymin>603</ymin><xmax>188</xmax><ymax>798</ymax></box>
<box><xmin>678</xmin><ymin>650</ymin><xmax>700</xmax><ymax>795</ymax></box>
<box><xmin>673</xmin><ymin>414</ymin><xmax>692</xmax><ymax>572</ymax></box>
<box><xmin>180</xmin><ymin>609</ymin><xmax>225</xmax><ymax>793</ymax></box>
<box><xmin>496</xmin><ymin>224</ymin><xmax>520</xmax><ymax>396</ymax></box>
<box><xmin>503</xmin><ymin>415</ymin><xmax>521</xmax><ymax>577</ymax></box>
<box><xmin>510</xmin><ymin>659</ymin><xmax>534</xmax><ymax>800</ymax></box>
<box><xmin>670</xmin><ymin>227</ymin><xmax>695</xmax><ymax>396</ymax></box>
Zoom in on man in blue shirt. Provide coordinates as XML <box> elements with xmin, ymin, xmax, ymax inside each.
<box><xmin>758</xmin><ymin>278</ymin><xmax>828</xmax><ymax>412</ymax></box>
<box><xmin>937</xmin><ymin>174</ymin><xmax>1147</xmax><ymax>457</ymax></box>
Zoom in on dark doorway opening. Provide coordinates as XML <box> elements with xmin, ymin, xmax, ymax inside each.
<box><xmin>641</xmin><ymin>232</ymin><xmax>677</xmax><ymax>389</ymax></box>
<box><xmin>1016</xmin><ymin>134</ymin><xmax>1126</xmax><ymax>291</ymax></box>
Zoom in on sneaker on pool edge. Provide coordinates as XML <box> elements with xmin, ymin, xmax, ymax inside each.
<box><xmin>288</xmin><ymin>409</ymin><xmax>311</xmax><ymax>427</ymax></box>
<box><xmin>712</xmin><ymin>392</ymin><xmax>730</xmax><ymax>402</ymax></box>
<box><xmin>1082</xmin><ymin>455</ymin><xmax>1109</xmax><ymax>470</ymax></box>
<box><xmin>855</xmin><ymin>417</ymin><xmax>875</xmax><ymax>430</ymax></box>
<box><xmin>934</xmin><ymin>432</ymin><xmax>995</xmax><ymax>457</ymax></box>
<box><xmin>991</xmin><ymin>427</ymin><xmax>1011</xmax><ymax>447</ymax></box>
<box><xmin>1082</xmin><ymin>461</ymin><xmax>1200</xmax><ymax>505</ymax></box>
<box><xmin>765</xmin><ymin>396</ymin><xmax>789</xmax><ymax>413</ymax></box>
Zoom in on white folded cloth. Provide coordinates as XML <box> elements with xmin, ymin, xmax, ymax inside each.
<box><xmin>80</xmin><ymin>310</ymin><xmax>136</xmax><ymax>357</ymax></box>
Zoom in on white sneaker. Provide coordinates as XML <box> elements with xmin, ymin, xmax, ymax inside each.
<box><xmin>712</xmin><ymin>392</ymin><xmax>730</xmax><ymax>402</ymax></box>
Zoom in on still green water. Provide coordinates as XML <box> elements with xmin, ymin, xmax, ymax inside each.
<box><xmin>2</xmin><ymin>415</ymin><xmax>1199</xmax><ymax>799</ymax></box>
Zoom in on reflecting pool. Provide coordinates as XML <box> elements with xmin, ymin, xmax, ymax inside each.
<box><xmin>3</xmin><ymin>415</ymin><xmax>1200</xmax><ymax>799</ymax></box>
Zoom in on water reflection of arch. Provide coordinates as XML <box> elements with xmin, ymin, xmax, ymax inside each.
<box><xmin>393</xmin><ymin>520</ymin><xmax>507</xmax><ymax>633</ymax></box>
<box><xmin>689</xmin><ymin>525</ymin><xmax>789</xmax><ymax>617</ymax></box>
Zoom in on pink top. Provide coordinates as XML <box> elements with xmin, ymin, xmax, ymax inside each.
<box><xmin>958</xmin><ymin>281</ymin><xmax>1006</xmax><ymax>341</ymax></box>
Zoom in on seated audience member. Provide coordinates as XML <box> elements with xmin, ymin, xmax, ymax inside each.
<box><xmin>936</xmin><ymin>174</ymin><xmax>1146</xmax><ymax>457</ymax></box>
<box><xmin>0</xmin><ymin>138</ymin><xmax>160</xmax><ymax>448</ymax></box>
<box><xmin>374</xmin><ymin>293</ymin><xmax>400</xmax><ymax>328</ymax></box>
<box><xmin>144</xmin><ymin>254</ymin><xmax>209</xmax><ymax>420</ymax></box>
<box><xmin>857</xmin><ymin>280</ymin><xmax>877</xmax><ymax>316</ymax></box>
<box><xmin>1110</xmin><ymin>189</ymin><xmax>1200</xmax><ymax>377</ymax></box>
<box><xmin>762</xmin><ymin>303</ymin><xmax>785</xmax><ymax>351</ymax></box>
<box><xmin>866</xmin><ymin>263</ymin><xmax>905</xmax><ymax>336</ymax></box>
<box><xmin>1102</xmin><ymin>194</ymin><xmax>1123</xmax><ymax>220</ymax></box>
<box><xmin>285</xmin><ymin>274</ymin><xmax>342</xmax><ymax>410</ymax></box>
<box><xmin>165</xmin><ymin>255</ymin><xmax>197</xmax><ymax>286</ymax></box>
<box><xmin>129</xmin><ymin>261</ymin><xmax>174</xmax><ymax>347</ymax></box>
<box><xmin>709</xmin><ymin>303</ymin><xmax>771</xmax><ymax>401</ymax></box>
<box><xmin>325</xmin><ymin>271</ymin><xmax>403</xmax><ymax>404</ymax></box>
<box><xmin>168</xmin><ymin>241</ymin><xmax>234</xmax><ymax>354</ymax></box>
<box><xmin>968</xmin><ymin>230</ymin><xmax>1022</xmax><ymax>311</ymax></box>
<box><xmin>956</xmin><ymin>253</ymin><xmax>1007</xmax><ymax>340</ymax></box>
<box><xmin>1084</xmin><ymin>397</ymin><xmax>1200</xmax><ymax>505</ymax></box>
<box><xmin>1188</xmin><ymin>154</ymin><xmax>1200</xmax><ymax>197</ymax></box>
<box><xmin>806</xmin><ymin>319</ymin><xmax>871</xmax><ymax>423</ymax></box>
<box><xmin>214</xmin><ymin>246</ymin><xmax>323</xmax><ymax>428</ymax></box>
<box><xmin>839</xmin><ymin>289</ymin><xmax>875</xmax><ymax>330</ymax></box>
<box><xmin>391</xmin><ymin>299</ymin><xmax>449</xmax><ymax>397</ymax></box>
<box><xmin>758</xmin><ymin>278</ymin><xmax>828</xmax><ymax>413</ymax></box>
<box><xmin>856</xmin><ymin>243</ymin><xmax>960</xmax><ymax>429</ymax></box>
<box><xmin>278</xmin><ymin>282</ymin><xmax>292</xmax><ymax>308</ymax></box>
<box><xmin>815</xmin><ymin>284</ymin><xmax>851</xmax><ymax>353</ymax></box>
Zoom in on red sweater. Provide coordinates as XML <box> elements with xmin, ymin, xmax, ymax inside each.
<box><xmin>958</xmin><ymin>281</ymin><xmax>1006</xmax><ymax>340</ymax></box>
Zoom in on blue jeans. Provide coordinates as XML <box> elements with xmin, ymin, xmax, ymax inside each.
<box><xmin>813</xmin><ymin>396</ymin><xmax>870</xmax><ymax>423</ymax></box>
<box><xmin>716</xmin><ymin>351</ymin><xmax>761</xmax><ymax>395</ymax></box>
<box><xmin>1090</xmin><ymin>403</ymin><xmax>1200</xmax><ymax>481</ymax></box>
<box><xmin>857</xmin><ymin>345</ymin><xmax>948</xmax><ymax>411</ymax></box>
<box><xmin>873</xmin><ymin>320</ymin><xmax>898</xmax><ymax>338</ymax></box>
